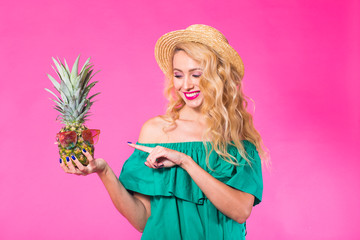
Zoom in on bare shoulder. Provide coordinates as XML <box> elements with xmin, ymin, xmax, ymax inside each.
<box><xmin>138</xmin><ymin>115</ymin><xmax>172</xmax><ymax>143</ymax></box>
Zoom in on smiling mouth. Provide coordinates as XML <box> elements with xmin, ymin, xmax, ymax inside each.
<box><xmin>184</xmin><ymin>91</ymin><xmax>200</xmax><ymax>100</ymax></box>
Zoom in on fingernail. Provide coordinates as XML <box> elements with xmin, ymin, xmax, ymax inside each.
<box><xmin>82</xmin><ymin>149</ymin><xmax>87</xmax><ymax>153</ymax></box>
<box><xmin>127</xmin><ymin>141</ymin><xmax>132</xmax><ymax>144</ymax></box>
<box><xmin>144</xmin><ymin>162</ymin><xmax>147</xmax><ymax>166</ymax></box>
<box><xmin>59</xmin><ymin>158</ymin><xmax>62</xmax><ymax>163</ymax></box>
<box><xmin>71</xmin><ymin>155</ymin><xmax>76</xmax><ymax>160</ymax></box>
<box><xmin>66</xmin><ymin>157</ymin><xmax>70</xmax><ymax>162</ymax></box>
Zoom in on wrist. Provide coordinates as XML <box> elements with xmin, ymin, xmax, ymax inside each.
<box><xmin>180</xmin><ymin>155</ymin><xmax>194</xmax><ymax>170</ymax></box>
<box><xmin>97</xmin><ymin>161</ymin><xmax>109</xmax><ymax>177</ymax></box>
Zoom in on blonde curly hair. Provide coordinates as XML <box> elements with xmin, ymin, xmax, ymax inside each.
<box><xmin>163</xmin><ymin>42</ymin><xmax>269</xmax><ymax>168</ymax></box>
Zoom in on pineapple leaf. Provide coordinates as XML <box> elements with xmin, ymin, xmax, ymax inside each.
<box><xmin>60</xmin><ymin>93</ymin><xmax>68</xmax><ymax>104</ymax></box>
<box><xmin>55</xmin><ymin>115</ymin><xmax>63</xmax><ymax>122</ymax></box>
<box><xmin>59</xmin><ymin>81</ymin><xmax>71</xmax><ymax>103</ymax></box>
<box><xmin>70</xmin><ymin>96</ymin><xmax>77</xmax><ymax>113</ymax></box>
<box><xmin>80</xmin><ymin>81</ymin><xmax>98</xmax><ymax>101</ymax></box>
<box><xmin>50</xmin><ymin>98</ymin><xmax>63</xmax><ymax>108</ymax></box>
<box><xmin>53</xmin><ymin>106</ymin><xmax>63</xmax><ymax>113</ymax></box>
<box><xmin>77</xmin><ymin>98</ymin><xmax>86</xmax><ymax>111</ymax></box>
<box><xmin>52</xmin><ymin>63</ymin><xmax>73</xmax><ymax>100</ymax></box>
<box><xmin>89</xmin><ymin>100</ymin><xmax>97</xmax><ymax>106</ymax></box>
<box><xmin>86</xmin><ymin>81</ymin><xmax>98</xmax><ymax>90</ymax></box>
<box><xmin>52</xmin><ymin>57</ymin><xmax>62</xmax><ymax>72</ymax></box>
<box><xmin>82</xmin><ymin>115</ymin><xmax>92</xmax><ymax>122</ymax></box>
<box><xmin>47</xmin><ymin>74</ymin><xmax>60</xmax><ymax>92</ymax></box>
<box><xmin>45</xmin><ymin>88</ymin><xmax>62</xmax><ymax>102</ymax></box>
<box><xmin>53</xmin><ymin>58</ymin><xmax>67</xmax><ymax>81</ymax></box>
<box><xmin>77</xmin><ymin>66</ymin><xmax>92</xmax><ymax>89</ymax></box>
<box><xmin>80</xmin><ymin>69</ymin><xmax>93</xmax><ymax>91</ymax></box>
<box><xmin>88</xmin><ymin>70</ymin><xmax>101</xmax><ymax>82</ymax></box>
<box><xmin>53</xmin><ymin>57</ymin><xmax>72</xmax><ymax>92</ymax></box>
<box><xmin>80</xmin><ymin>57</ymin><xmax>91</xmax><ymax>73</ymax></box>
<box><xmin>51</xmin><ymin>66</ymin><xmax>63</xmax><ymax>81</ymax></box>
<box><xmin>64</xmin><ymin>58</ymin><xmax>70</xmax><ymax>73</ymax></box>
<box><xmin>59</xmin><ymin>63</ymin><xmax>73</xmax><ymax>92</ymax></box>
<box><xmin>88</xmin><ymin>92</ymin><xmax>101</xmax><ymax>100</ymax></box>
<box><xmin>71</xmin><ymin>55</ymin><xmax>81</xmax><ymax>83</ymax></box>
<box><xmin>53</xmin><ymin>105</ymin><xmax>63</xmax><ymax>112</ymax></box>
<box><xmin>76</xmin><ymin>101</ymin><xmax>92</xmax><ymax>121</ymax></box>
<box><xmin>48</xmin><ymin>55</ymin><xmax>100</xmax><ymax>124</ymax></box>
<box><xmin>83</xmin><ymin>70</ymin><xmax>101</xmax><ymax>91</ymax></box>
<box><xmin>60</xmin><ymin>62</ymin><xmax>71</xmax><ymax>82</ymax></box>
<box><xmin>74</xmin><ymin>88</ymin><xmax>81</xmax><ymax>104</ymax></box>
<box><xmin>63</xmin><ymin>104</ymin><xmax>71</xmax><ymax>115</ymax></box>
<box><xmin>74</xmin><ymin>75</ymin><xmax>81</xmax><ymax>90</ymax></box>
<box><xmin>81</xmin><ymin>68</ymin><xmax>97</xmax><ymax>89</ymax></box>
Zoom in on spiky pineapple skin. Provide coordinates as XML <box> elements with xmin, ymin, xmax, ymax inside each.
<box><xmin>58</xmin><ymin>123</ymin><xmax>94</xmax><ymax>167</ymax></box>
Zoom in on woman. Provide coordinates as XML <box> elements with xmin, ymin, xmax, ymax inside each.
<box><xmin>61</xmin><ymin>24</ymin><xmax>268</xmax><ymax>240</ymax></box>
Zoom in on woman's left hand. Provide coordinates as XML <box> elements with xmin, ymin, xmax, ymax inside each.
<box><xmin>127</xmin><ymin>143</ymin><xmax>192</xmax><ymax>169</ymax></box>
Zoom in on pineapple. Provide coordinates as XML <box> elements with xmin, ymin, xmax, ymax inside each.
<box><xmin>45</xmin><ymin>55</ymin><xmax>100</xmax><ymax>166</ymax></box>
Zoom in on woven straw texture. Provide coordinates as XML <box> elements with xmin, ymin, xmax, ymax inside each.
<box><xmin>154</xmin><ymin>24</ymin><xmax>244</xmax><ymax>79</ymax></box>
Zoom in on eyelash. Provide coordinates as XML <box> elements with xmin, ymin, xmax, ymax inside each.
<box><xmin>174</xmin><ymin>74</ymin><xmax>202</xmax><ymax>78</ymax></box>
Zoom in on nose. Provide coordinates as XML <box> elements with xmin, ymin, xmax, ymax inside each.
<box><xmin>183</xmin><ymin>75</ymin><xmax>194</xmax><ymax>90</ymax></box>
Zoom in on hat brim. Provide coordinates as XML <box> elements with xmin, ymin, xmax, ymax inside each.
<box><xmin>154</xmin><ymin>28</ymin><xmax>244</xmax><ymax>79</ymax></box>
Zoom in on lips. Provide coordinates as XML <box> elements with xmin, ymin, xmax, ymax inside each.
<box><xmin>184</xmin><ymin>91</ymin><xmax>200</xmax><ymax>100</ymax></box>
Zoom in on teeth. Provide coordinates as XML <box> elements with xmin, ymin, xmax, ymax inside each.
<box><xmin>185</xmin><ymin>92</ymin><xmax>200</xmax><ymax>97</ymax></box>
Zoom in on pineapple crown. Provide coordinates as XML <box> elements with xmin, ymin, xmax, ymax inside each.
<box><xmin>45</xmin><ymin>55</ymin><xmax>100</xmax><ymax>125</ymax></box>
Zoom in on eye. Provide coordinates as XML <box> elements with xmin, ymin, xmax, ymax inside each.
<box><xmin>192</xmin><ymin>72</ymin><xmax>202</xmax><ymax>78</ymax></box>
<box><xmin>174</xmin><ymin>74</ymin><xmax>183</xmax><ymax>78</ymax></box>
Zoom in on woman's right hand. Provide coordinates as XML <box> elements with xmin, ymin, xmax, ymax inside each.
<box><xmin>60</xmin><ymin>149</ymin><xmax>108</xmax><ymax>176</ymax></box>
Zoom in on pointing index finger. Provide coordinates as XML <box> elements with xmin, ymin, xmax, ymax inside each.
<box><xmin>127</xmin><ymin>142</ymin><xmax>153</xmax><ymax>153</ymax></box>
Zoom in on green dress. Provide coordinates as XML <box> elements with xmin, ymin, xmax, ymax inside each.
<box><xmin>119</xmin><ymin>141</ymin><xmax>263</xmax><ymax>240</ymax></box>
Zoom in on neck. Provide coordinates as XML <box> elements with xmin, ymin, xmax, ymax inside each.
<box><xmin>179</xmin><ymin>105</ymin><xmax>206</xmax><ymax>123</ymax></box>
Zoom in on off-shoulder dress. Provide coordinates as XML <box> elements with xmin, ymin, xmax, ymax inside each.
<box><xmin>119</xmin><ymin>140</ymin><xmax>263</xmax><ymax>240</ymax></box>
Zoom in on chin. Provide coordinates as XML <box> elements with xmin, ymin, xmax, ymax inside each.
<box><xmin>183</xmin><ymin>98</ymin><xmax>203</xmax><ymax>109</ymax></box>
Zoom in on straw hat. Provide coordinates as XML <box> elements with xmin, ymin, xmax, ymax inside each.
<box><xmin>154</xmin><ymin>24</ymin><xmax>244</xmax><ymax>79</ymax></box>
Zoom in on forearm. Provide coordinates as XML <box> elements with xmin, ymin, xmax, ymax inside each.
<box><xmin>97</xmin><ymin>164</ymin><xmax>148</xmax><ymax>231</ymax></box>
<box><xmin>181</xmin><ymin>158</ymin><xmax>254</xmax><ymax>223</ymax></box>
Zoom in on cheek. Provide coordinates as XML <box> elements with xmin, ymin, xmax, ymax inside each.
<box><xmin>193</xmin><ymin>77</ymin><xmax>201</xmax><ymax>88</ymax></box>
<box><xmin>173</xmin><ymin>80</ymin><xmax>182</xmax><ymax>91</ymax></box>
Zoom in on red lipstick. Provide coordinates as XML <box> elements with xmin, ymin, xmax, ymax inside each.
<box><xmin>184</xmin><ymin>91</ymin><xmax>200</xmax><ymax>100</ymax></box>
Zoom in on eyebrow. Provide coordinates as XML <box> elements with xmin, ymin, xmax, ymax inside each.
<box><xmin>173</xmin><ymin>68</ymin><xmax>202</xmax><ymax>72</ymax></box>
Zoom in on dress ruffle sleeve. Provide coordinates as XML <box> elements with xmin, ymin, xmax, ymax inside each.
<box><xmin>119</xmin><ymin>143</ymin><xmax>206</xmax><ymax>204</ymax></box>
<box><xmin>225</xmin><ymin>142</ymin><xmax>263</xmax><ymax>206</ymax></box>
<box><xmin>119</xmin><ymin>141</ymin><xmax>263</xmax><ymax>206</ymax></box>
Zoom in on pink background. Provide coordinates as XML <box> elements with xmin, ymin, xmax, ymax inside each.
<box><xmin>0</xmin><ymin>0</ymin><xmax>359</xmax><ymax>239</ymax></box>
